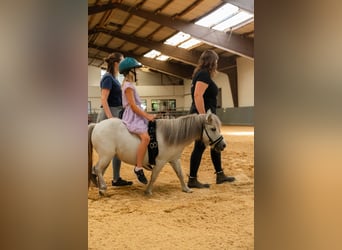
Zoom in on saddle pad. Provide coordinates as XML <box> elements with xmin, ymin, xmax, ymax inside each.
<box><xmin>148</xmin><ymin>120</ymin><xmax>158</xmax><ymax>165</ymax></box>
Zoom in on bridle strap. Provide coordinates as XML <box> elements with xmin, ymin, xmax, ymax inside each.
<box><xmin>202</xmin><ymin>124</ymin><xmax>224</xmax><ymax>146</ymax></box>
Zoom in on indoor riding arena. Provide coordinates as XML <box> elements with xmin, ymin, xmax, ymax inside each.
<box><xmin>88</xmin><ymin>0</ymin><xmax>254</xmax><ymax>249</ymax></box>
<box><xmin>88</xmin><ymin>125</ymin><xmax>254</xmax><ymax>249</ymax></box>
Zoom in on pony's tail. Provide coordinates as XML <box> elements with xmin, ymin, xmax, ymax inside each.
<box><xmin>88</xmin><ymin>123</ymin><xmax>96</xmax><ymax>188</ymax></box>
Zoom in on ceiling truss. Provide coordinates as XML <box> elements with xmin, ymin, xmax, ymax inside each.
<box><xmin>88</xmin><ymin>1</ymin><xmax>254</xmax><ymax>107</ymax></box>
<box><xmin>88</xmin><ymin>2</ymin><xmax>253</xmax><ymax>59</ymax></box>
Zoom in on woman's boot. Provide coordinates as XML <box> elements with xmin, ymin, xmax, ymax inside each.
<box><xmin>188</xmin><ymin>176</ymin><xmax>210</xmax><ymax>188</ymax></box>
<box><xmin>216</xmin><ymin>171</ymin><xmax>235</xmax><ymax>184</ymax></box>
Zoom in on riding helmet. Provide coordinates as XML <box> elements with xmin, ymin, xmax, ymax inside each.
<box><xmin>119</xmin><ymin>57</ymin><xmax>142</xmax><ymax>74</ymax></box>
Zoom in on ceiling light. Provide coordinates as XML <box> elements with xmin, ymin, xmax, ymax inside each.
<box><xmin>164</xmin><ymin>32</ymin><xmax>191</xmax><ymax>46</ymax></box>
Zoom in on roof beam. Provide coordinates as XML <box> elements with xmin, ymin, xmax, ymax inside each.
<box><xmin>89</xmin><ymin>3</ymin><xmax>253</xmax><ymax>59</ymax></box>
<box><xmin>88</xmin><ymin>43</ymin><xmax>194</xmax><ymax>79</ymax></box>
<box><xmin>222</xmin><ymin>0</ymin><xmax>254</xmax><ymax>13</ymax></box>
<box><xmin>135</xmin><ymin>57</ymin><xmax>194</xmax><ymax>80</ymax></box>
<box><xmin>89</xmin><ymin>28</ymin><xmax>198</xmax><ymax>66</ymax></box>
<box><xmin>89</xmin><ymin>27</ymin><xmax>236</xmax><ymax>71</ymax></box>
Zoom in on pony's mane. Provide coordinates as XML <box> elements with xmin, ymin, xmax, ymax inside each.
<box><xmin>156</xmin><ymin>113</ymin><xmax>221</xmax><ymax>146</ymax></box>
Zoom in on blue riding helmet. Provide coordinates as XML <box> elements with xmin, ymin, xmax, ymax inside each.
<box><xmin>119</xmin><ymin>57</ymin><xmax>142</xmax><ymax>74</ymax></box>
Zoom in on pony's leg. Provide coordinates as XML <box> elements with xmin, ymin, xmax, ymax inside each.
<box><xmin>169</xmin><ymin>159</ymin><xmax>192</xmax><ymax>193</ymax></box>
<box><xmin>145</xmin><ymin>164</ymin><xmax>164</xmax><ymax>196</ymax></box>
<box><xmin>94</xmin><ymin>156</ymin><xmax>111</xmax><ymax>196</ymax></box>
<box><xmin>89</xmin><ymin>168</ymin><xmax>98</xmax><ymax>187</ymax></box>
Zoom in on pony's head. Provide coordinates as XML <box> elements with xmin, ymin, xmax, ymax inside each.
<box><xmin>202</xmin><ymin>110</ymin><xmax>226</xmax><ymax>152</ymax></box>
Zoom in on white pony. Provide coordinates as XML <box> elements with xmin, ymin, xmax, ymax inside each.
<box><xmin>88</xmin><ymin>111</ymin><xmax>226</xmax><ymax>195</ymax></box>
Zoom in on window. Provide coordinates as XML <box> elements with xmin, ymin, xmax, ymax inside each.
<box><xmin>101</xmin><ymin>69</ymin><xmax>106</xmax><ymax>78</ymax></box>
<box><xmin>140</xmin><ymin>99</ymin><xmax>147</xmax><ymax>111</ymax></box>
<box><xmin>151</xmin><ymin>99</ymin><xmax>176</xmax><ymax>112</ymax></box>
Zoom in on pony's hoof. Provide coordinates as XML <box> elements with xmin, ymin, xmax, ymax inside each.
<box><xmin>144</xmin><ymin>190</ymin><xmax>152</xmax><ymax>196</ymax></box>
<box><xmin>90</xmin><ymin>174</ymin><xmax>98</xmax><ymax>187</ymax></box>
<box><xmin>183</xmin><ymin>188</ymin><xmax>193</xmax><ymax>193</ymax></box>
<box><xmin>99</xmin><ymin>189</ymin><xmax>106</xmax><ymax>196</ymax></box>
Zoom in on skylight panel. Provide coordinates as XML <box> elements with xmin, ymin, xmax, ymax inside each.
<box><xmin>195</xmin><ymin>3</ymin><xmax>239</xmax><ymax>28</ymax></box>
<box><xmin>178</xmin><ymin>38</ymin><xmax>202</xmax><ymax>49</ymax></box>
<box><xmin>143</xmin><ymin>50</ymin><xmax>161</xmax><ymax>58</ymax></box>
<box><xmin>156</xmin><ymin>55</ymin><xmax>169</xmax><ymax>61</ymax></box>
<box><xmin>212</xmin><ymin>11</ymin><xmax>253</xmax><ymax>31</ymax></box>
<box><xmin>164</xmin><ymin>32</ymin><xmax>191</xmax><ymax>46</ymax></box>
